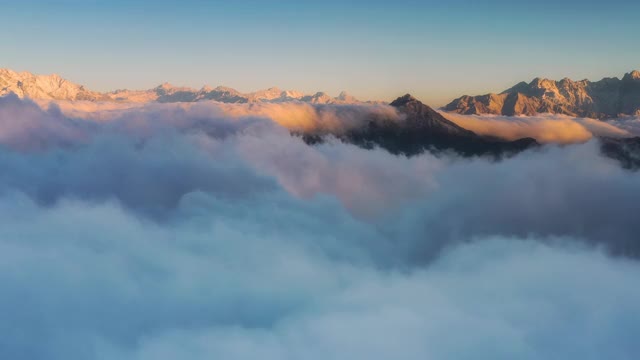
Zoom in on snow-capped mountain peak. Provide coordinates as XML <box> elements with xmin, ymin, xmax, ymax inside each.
<box><xmin>0</xmin><ymin>68</ymin><xmax>375</xmax><ymax>105</ymax></box>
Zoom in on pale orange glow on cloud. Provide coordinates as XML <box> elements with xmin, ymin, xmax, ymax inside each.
<box><xmin>441</xmin><ymin>112</ymin><xmax>630</xmax><ymax>144</ymax></box>
<box><xmin>35</xmin><ymin>99</ymin><xmax>633</xmax><ymax>147</ymax></box>
<box><xmin>38</xmin><ymin>100</ymin><xmax>403</xmax><ymax>134</ymax></box>
<box><xmin>215</xmin><ymin>102</ymin><xmax>402</xmax><ymax>133</ymax></box>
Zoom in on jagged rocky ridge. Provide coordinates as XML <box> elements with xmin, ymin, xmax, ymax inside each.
<box><xmin>445</xmin><ymin>71</ymin><xmax>640</xmax><ymax>119</ymax></box>
<box><xmin>0</xmin><ymin>68</ymin><xmax>373</xmax><ymax>105</ymax></box>
<box><xmin>303</xmin><ymin>95</ymin><xmax>539</xmax><ymax>157</ymax></box>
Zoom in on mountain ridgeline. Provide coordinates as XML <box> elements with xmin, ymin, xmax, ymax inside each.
<box><xmin>3</xmin><ymin>68</ymin><xmax>639</xmax><ymax>118</ymax></box>
<box><xmin>303</xmin><ymin>95</ymin><xmax>539</xmax><ymax>157</ymax></box>
<box><xmin>445</xmin><ymin>71</ymin><xmax>640</xmax><ymax>119</ymax></box>
<box><xmin>1</xmin><ymin>68</ymin><xmax>639</xmax><ymax>165</ymax></box>
<box><xmin>0</xmin><ymin>68</ymin><xmax>372</xmax><ymax>105</ymax></box>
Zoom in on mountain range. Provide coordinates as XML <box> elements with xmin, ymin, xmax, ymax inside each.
<box><xmin>4</xmin><ymin>68</ymin><xmax>640</xmax><ymax>119</ymax></box>
<box><xmin>0</xmin><ymin>68</ymin><xmax>372</xmax><ymax>105</ymax></box>
<box><xmin>1</xmin><ymin>68</ymin><xmax>639</xmax><ymax>166</ymax></box>
<box><xmin>445</xmin><ymin>71</ymin><xmax>640</xmax><ymax>119</ymax></box>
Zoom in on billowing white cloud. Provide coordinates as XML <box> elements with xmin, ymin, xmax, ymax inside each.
<box><xmin>0</xmin><ymin>95</ymin><xmax>639</xmax><ymax>359</ymax></box>
<box><xmin>1</xmin><ymin>195</ymin><xmax>639</xmax><ymax>359</ymax></box>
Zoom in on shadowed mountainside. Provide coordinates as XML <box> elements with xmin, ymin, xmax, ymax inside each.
<box><xmin>303</xmin><ymin>95</ymin><xmax>539</xmax><ymax>157</ymax></box>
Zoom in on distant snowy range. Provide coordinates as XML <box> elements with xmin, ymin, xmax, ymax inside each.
<box><xmin>1</xmin><ymin>68</ymin><xmax>640</xmax><ymax>359</ymax></box>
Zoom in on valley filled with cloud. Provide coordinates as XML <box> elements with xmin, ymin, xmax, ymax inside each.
<box><xmin>0</xmin><ymin>95</ymin><xmax>639</xmax><ymax>359</ymax></box>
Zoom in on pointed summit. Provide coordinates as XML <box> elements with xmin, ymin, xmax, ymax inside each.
<box><xmin>0</xmin><ymin>68</ymin><xmax>107</xmax><ymax>101</ymax></box>
<box><xmin>388</xmin><ymin>94</ymin><xmax>480</xmax><ymax>138</ymax></box>
<box><xmin>300</xmin><ymin>92</ymin><xmax>333</xmax><ymax>104</ymax></box>
<box><xmin>390</xmin><ymin>94</ymin><xmax>418</xmax><ymax>107</ymax></box>
<box><xmin>213</xmin><ymin>86</ymin><xmax>240</xmax><ymax>94</ymax></box>
<box><xmin>328</xmin><ymin>93</ymin><xmax>537</xmax><ymax>158</ymax></box>
<box><xmin>624</xmin><ymin>70</ymin><xmax>640</xmax><ymax>81</ymax></box>
<box><xmin>157</xmin><ymin>82</ymin><xmax>174</xmax><ymax>90</ymax></box>
<box><xmin>529</xmin><ymin>77</ymin><xmax>543</xmax><ymax>85</ymax></box>
<box><xmin>337</xmin><ymin>91</ymin><xmax>358</xmax><ymax>103</ymax></box>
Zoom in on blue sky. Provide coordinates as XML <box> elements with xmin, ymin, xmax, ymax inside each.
<box><xmin>1</xmin><ymin>0</ymin><xmax>639</xmax><ymax>105</ymax></box>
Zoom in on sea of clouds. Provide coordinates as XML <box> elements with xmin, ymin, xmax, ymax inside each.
<box><xmin>1</xmin><ymin>94</ymin><xmax>640</xmax><ymax>359</ymax></box>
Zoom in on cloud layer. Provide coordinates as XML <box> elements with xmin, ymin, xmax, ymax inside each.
<box><xmin>1</xmin><ymin>95</ymin><xmax>639</xmax><ymax>359</ymax></box>
<box><xmin>442</xmin><ymin>111</ymin><xmax>632</xmax><ymax>143</ymax></box>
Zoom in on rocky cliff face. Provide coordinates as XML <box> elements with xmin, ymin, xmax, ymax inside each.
<box><xmin>0</xmin><ymin>68</ymin><xmax>371</xmax><ymax>105</ymax></box>
<box><xmin>445</xmin><ymin>71</ymin><xmax>640</xmax><ymax>119</ymax></box>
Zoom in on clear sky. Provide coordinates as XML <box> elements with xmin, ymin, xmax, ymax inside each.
<box><xmin>1</xmin><ymin>0</ymin><xmax>639</xmax><ymax>105</ymax></box>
